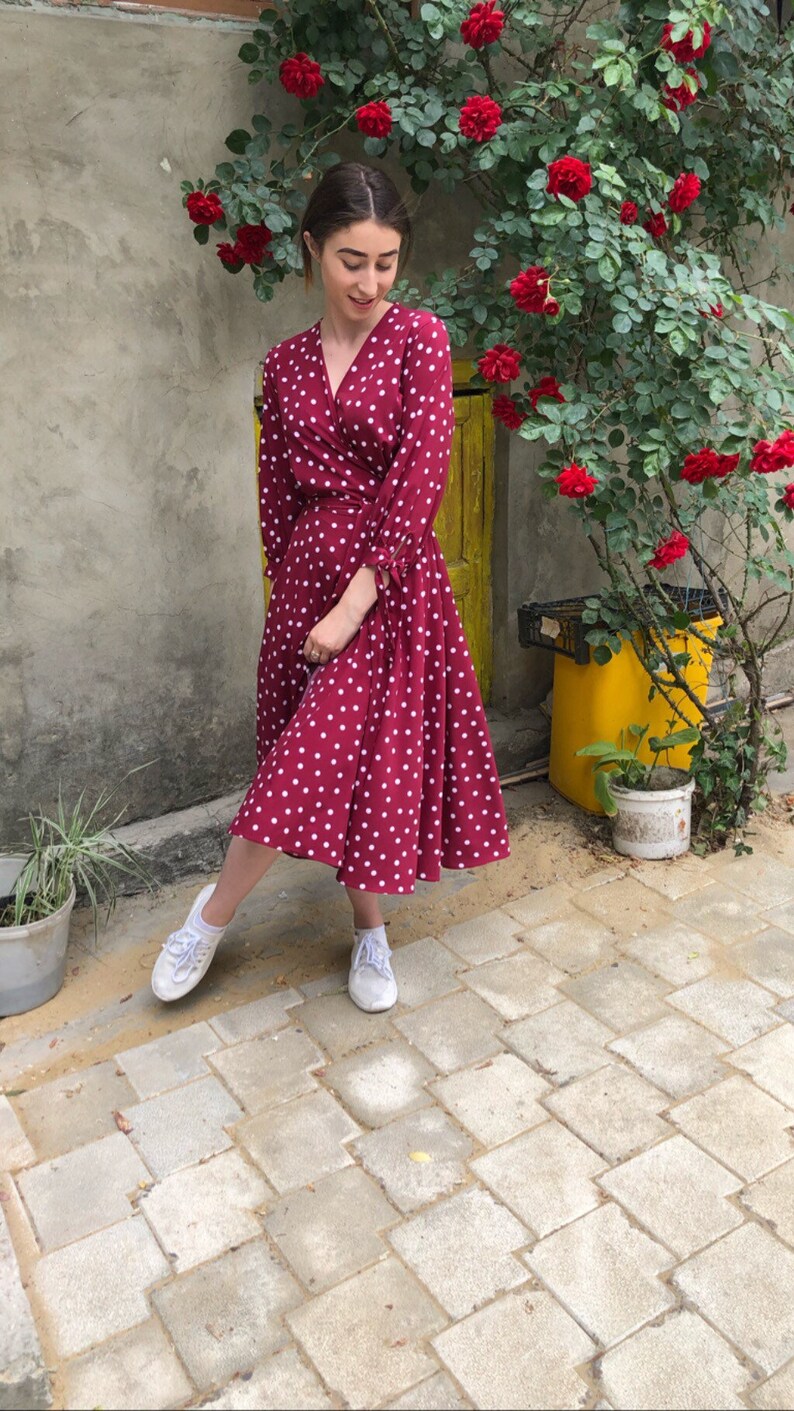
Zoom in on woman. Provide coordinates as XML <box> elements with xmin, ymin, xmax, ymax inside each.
<box><xmin>152</xmin><ymin>161</ymin><xmax>510</xmax><ymax>1013</ymax></box>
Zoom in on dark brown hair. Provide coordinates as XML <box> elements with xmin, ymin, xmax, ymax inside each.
<box><xmin>298</xmin><ymin>161</ymin><xmax>413</xmax><ymax>288</ymax></box>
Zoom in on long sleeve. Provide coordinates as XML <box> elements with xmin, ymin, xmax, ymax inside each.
<box><xmin>258</xmin><ymin>353</ymin><xmax>305</xmax><ymax>581</ymax></box>
<box><xmin>362</xmin><ymin>313</ymin><xmax>455</xmax><ymax>592</ymax></box>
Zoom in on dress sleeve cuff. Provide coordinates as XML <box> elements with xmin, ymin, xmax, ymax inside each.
<box><xmin>364</xmin><ymin>535</ymin><xmax>415</xmax><ymax>591</ymax></box>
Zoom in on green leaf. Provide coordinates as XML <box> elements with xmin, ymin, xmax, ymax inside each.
<box><xmin>193</xmin><ymin>224</ymin><xmax>210</xmax><ymax>245</ymax></box>
<box><xmin>225</xmin><ymin>129</ymin><xmax>252</xmax><ymax>155</ymax></box>
<box><xmin>594</xmin><ymin>768</ymin><xmax>618</xmax><ymax>815</ymax></box>
<box><xmin>238</xmin><ymin>42</ymin><xmax>259</xmax><ymax>64</ymax></box>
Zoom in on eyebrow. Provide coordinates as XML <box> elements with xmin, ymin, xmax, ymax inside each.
<box><xmin>337</xmin><ymin>247</ymin><xmax>400</xmax><ymax>258</ymax></box>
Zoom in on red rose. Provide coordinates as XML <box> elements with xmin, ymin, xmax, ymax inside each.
<box><xmin>680</xmin><ymin>449</ymin><xmax>738</xmax><ymax>484</ymax></box>
<box><xmin>510</xmin><ymin>265</ymin><xmax>551</xmax><ymax>313</ymax></box>
<box><xmin>279</xmin><ymin>52</ymin><xmax>325</xmax><ymax>99</ymax></box>
<box><xmin>649</xmin><ymin>530</ymin><xmax>689</xmax><ymax>570</ymax></box>
<box><xmin>661</xmin><ymin>67</ymin><xmax>701</xmax><ymax>112</ymax></box>
<box><xmin>492</xmin><ymin>395</ymin><xmax>527</xmax><ymax>430</ymax></box>
<box><xmin>356</xmin><ymin>101</ymin><xmax>393</xmax><ymax>138</ymax></box>
<box><xmin>233</xmin><ymin>224</ymin><xmax>272</xmax><ymax>265</ymax></box>
<box><xmin>460</xmin><ymin>0</ymin><xmax>505</xmax><ymax>48</ymax></box>
<box><xmin>661</xmin><ymin>20</ymin><xmax>712</xmax><ymax>63</ymax></box>
<box><xmin>620</xmin><ymin>201</ymin><xmax>639</xmax><ymax>225</ymax></box>
<box><xmin>478</xmin><ymin>343</ymin><xmax>521</xmax><ymax>383</ymax></box>
<box><xmin>543</xmin><ymin>297</ymin><xmax>561</xmax><ymax>317</ymax></box>
<box><xmin>529</xmin><ymin>376</ymin><xmax>566</xmax><ymax>412</ymax></box>
<box><xmin>751</xmin><ymin>430</ymin><xmax>794</xmax><ymax>474</ymax></box>
<box><xmin>782</xmin><ymin>483</ymin><xmax>794</xmax><ymax>510</ymax></box>
<box><xmin>669</xmin><ymin>172</ymin><xmax>701</xmax><ymax>213</ymax></box>
<box><xmin>643</xmin><ymin>210</ymin><xmax>669</xmax><ymax>239</ymax></box>
<box><xmin>546</xmin><ymin>156</ymin><xmax>592</xmax><ymax>203</ymax></box>
<box><xmin>216</xmin><ymin>242</ymin><xmax>244</xmax><ymax>269</ymax></box>
<box><xmin>556</xmin><ymin>463</ymin><xmax>597</xmax><ymax>498</ymax></box>
<box><xmin>186</xmin><ymin>191</ymin><xmax>224</xmax><ymax>225</ymax></box>
<box><xmin>459</xmin><ymin>94</ymin><xmax>503</xmax><ymax>142</ymax></box>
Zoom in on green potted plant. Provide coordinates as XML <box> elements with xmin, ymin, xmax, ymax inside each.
<box><xmin>576</xmin><ymin>722</ymin><xmax>700</xmax><ymax>858</ymax></box>
<box><xmin>0</xmin><ymin>772</ymin><xmax>156</xmax><ymax>1017</ymax></box>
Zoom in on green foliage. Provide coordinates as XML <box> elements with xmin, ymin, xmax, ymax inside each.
<box><xmin>576</xmin><ymin>721</ymin><xmax>700</xmax><ymax>813</ymax></box>
<box><xmin>189</xmin><ymin>0</ymin><xmax>794</xmax><ymax>848</ymax></box>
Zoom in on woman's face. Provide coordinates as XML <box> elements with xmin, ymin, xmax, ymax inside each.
<box><xmin>304</xmin><ymin>219</ymin><xmax>402</xmax><ymax>321</ymax></box>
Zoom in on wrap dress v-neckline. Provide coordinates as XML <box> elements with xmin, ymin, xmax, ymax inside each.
<box><xmin>227</xmin><ymin>300</ymin><xmax>511</xmax><ymax>895</ymax></box>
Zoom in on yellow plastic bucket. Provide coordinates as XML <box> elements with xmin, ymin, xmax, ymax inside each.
<box><xmin>549</xmin><ymin>617</ymin><xmax>721</xmax><ymax>814</ymax></box>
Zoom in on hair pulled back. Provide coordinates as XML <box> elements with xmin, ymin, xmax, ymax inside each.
<box><xmin>298</xmin><ymin>161</ymin><xmax>413</xmax><ymax>288</ymax></box>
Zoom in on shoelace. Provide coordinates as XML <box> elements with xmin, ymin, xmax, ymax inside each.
<box><xmin>164</xmin><ymin>927</ymin><xmax>213</xmax><ymax>983</ymax></box>
<box><xmin>353</xmin><ymin>933</ymin><xmax>393</xmax><ymax>980</ymax></box>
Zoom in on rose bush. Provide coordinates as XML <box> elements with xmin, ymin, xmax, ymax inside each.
<box><xmin>184</xmin><ymin>0</ymin><xmax>794</xmax><ymax>850</ymax></box>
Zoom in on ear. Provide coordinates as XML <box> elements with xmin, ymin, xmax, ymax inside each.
<box><xmin>303</xmin><ymin>231</ymin><xmax>319</xmax><ymax>261</ymax></box>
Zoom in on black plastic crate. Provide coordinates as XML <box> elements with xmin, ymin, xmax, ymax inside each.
<box><xmin>517</xmin><ymin>582</ymin><xmax>728</xmax><ymax>665</ymax></box>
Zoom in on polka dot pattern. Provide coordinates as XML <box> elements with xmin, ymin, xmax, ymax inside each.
<box><xmin>227</xmin><ymin>301</ymin><xmax>511</xmax><ymax>894</ymax></box>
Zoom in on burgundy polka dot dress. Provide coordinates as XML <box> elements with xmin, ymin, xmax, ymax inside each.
<box><xmin>227</xmin><ymin>301</ymin><xmax>511</xmax><ymax>894</ymax></box>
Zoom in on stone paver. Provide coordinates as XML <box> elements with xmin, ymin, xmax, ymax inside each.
<box><xmin>208</xmin><ymin>989</ymin><xmax>303</xmax><ymax>1045</ymax></box>
<box><xmin>596</xmin><ymin>1307</ymin><xmax>749</xmax><ymax>1409</ymax></box>
<box><xmin>667</xmin><ymin>976</ymin><xmax>779</xmax><ymax>1046</ymax></box>
<box><xmin>61</xmin><ymin>1318</ymin><xmax>192</xmax><ymax>1411</ymax></box>
<box><xmin>390</xmin><ymin>936</ymin><xmax>462</xmax><ymax>1007</ymax></box>
<box><xmin>543</xmin><ymin>1062</ymin><xmax>671</xmax><ymax>1163</ymax></box>
<box><xmin>295</xmin><ymin>993</ymin><xmax>397</xmax><ymax>1058</ymax></box>
<box><xmin>32</xmin><ymin>1216</ymin><xmax>170</xmax><ymax>1358</ymax></box>
<box><xmin>672</xmin><ymin>1222</ymin><xmax>794</xmax><ymax>1375</ymax></box>
<box><xmin>287</xmin><ymin>1257</ymin><xmax>446</xmax><ymax>1410</ymax></box>
<box><xmin>432</xmin><ymin>1288</ymin><xmax>595</xmax><ymax>1410</ymax></box>
<box><xmin>561</xmin><ymin>960</ymin><xmax>672</xmax><ymax>1032</ymax></box>
<box><xmin>608</xmin><ymin>1013</ymin><xmax>728</xmax><ymax>1098</ymax></box>
<box><xmin>140</xmin><ymin>1148</ymin><xmax>269</xmax><ymax>1271</ymax></box>
<box><xmin>0</xmin><ymin>1203</ymin><xmax>49</xmax><ymax>1410</ymax></box>
<box><xmin>471</xmin><ymin>1120</ymin><xmax>607</xmax><ymax>1236</ymax></box>
<box><xmin>120</xmin><ymin>1076</ymin><xmax>243</xmax><ymax>1179</ymax></box>
<box><xmin>668</xmin><ymin>1074</ymin><xmax>794</xmax><ymax>1180</ymax></box>
<box><xmin>430</xmin><ymin>1053</ymin><xmax>549</xmax><ymax>1146</ymax></box>
<box><xmin>573</xmin><ymin>874</ymin><xmax>673</xmax><ymax>935</ymax></box>
<box><xmin>461</xmin><ymin>950</ymin><xmax>566</xmax><ymax>1022</ymax></box>
<box><xmin>597</xmin><ymin>1134</ymin><xmax>743</xmax><ymax>1257</ymax></box>
<box><xmin>264</xmin><ymin>1165</ymin><xmax>398</xmax><ymax>1292</ymax></box>
<box><xmin>740</xmin><ymin>1157</ymin><xmax>794</xmax><ymax>1247</ymax></box>
<box><xmin>520</xmin><ymin>911</ymin><xmax>616</xmax><ymax>974</ymax></box>
<box><xmin>322</xmin><ymin>1039</ymin><xmax>436</xmax><ymax>1127</ymax></box>
<box><xmin>394</xmin><ymin>991</ymin><xmax>504</xmax><ymax>1074</ymax></box>
<box><xmin>671</xmin><ymin>882</ymin><xmax>768</xmax><ymax>943</ymax></box>
<box><xmin>622</xmin><ymin>919</ymin><xmax>717</xmax><ymax>985</ymax></box>
<box><xmin>10</xmin><ymin>1061</ymin><xmax>137</xmax><ymax>1161</ymax></box>
<box><xmin>115</xmin><ymin>1021</ymin><xmax>221</xmax><ymax>1099</ymax></box>
<box><xmin>354</xmin><ymin>1107</ymin><xmax>474</xmax><ymax>1213</ymax></box>
<box><xmin>17</xmin><ymin>1132</ymin><xmax>150</xmax><ymax>1251</ymax></box>
<box><xmin>438</xmin><ymin>908</ymin><xmax>523</xmax><ymax>965</ymax></box>
<box><xmin>152</xmin><ymin>1239</ymin><xmax>302</xmax><ymax>1390</ymax></box>
<box><xmin>731</xmin><ymin>928</ymin><xmax>794</xmax><ymax>998</ymax></box>
<box><xmin>389</xmin><ymin>1186</ymin><xmax>530</xmax><ymax>1318</ymax></box>
<box><xmin>525</xmin><ymin>1201</ymin><xmax>675</xmax><ymax>1345</ymax></box>
<box><xmin>236</xmin><ymin>1088</ymin><xmax>361</xmax><ymax>1193</ymax></box>
<box><xmin>209</xmin><ymin>1028</ymin><xmax>325</xmax><ymax>1113</ymax></box>
<box><xmin>0</xmin><ymin>1097</ymin><xmax>35</xmax><ymax>1172</ymax></box>
<box><xmin>8</xmin><ymin>845</ymin><xmax>794</xmax><ymax>1411</ymax></box>
<box><xmin>195</xmin><ymin>1344</ymin><xmax>333</xmax><ymax>1409</ymax></box>
<box><xmin>729</xmin><ymin>1022</ymin><xmax>794</xmax><ymax>1106</ymax></box>
<box><xmin>386</xmin><ymin>1370</ymin><xmax>472</xmax><ymax>1410</ymax></box>
<box><xmin>750</xmin><ymin>1361</ymin><xmax>794</xmax><ymax>1410</ymax></box>
<box><xmin>503</xmin><ymin>999</ymin><xmax>616</xmax><ymax>1085</ymax></box>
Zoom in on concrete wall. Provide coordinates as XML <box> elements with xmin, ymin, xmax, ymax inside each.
<box><xmin>0</xmin><ymin>4</ymin><xmax>567</xmax><ymax>841</ymax></box>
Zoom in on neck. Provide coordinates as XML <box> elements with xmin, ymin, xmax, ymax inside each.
<box><xmin>321</xmin><ymin>298</ymin><xmax>392</xmax><ymax>346</ymax></box>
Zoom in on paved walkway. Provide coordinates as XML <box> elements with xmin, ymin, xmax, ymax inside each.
<box><xmin>4</xmin><ymin>825</ymin><xmax>794</xmax><ymax>1409</ymax></box>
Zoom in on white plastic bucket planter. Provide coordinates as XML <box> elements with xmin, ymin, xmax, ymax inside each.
<box><xmin>0</xmin><ymin>854</ymin><xmax>76</xmax><ymax>1016</ymax></box>
<box><xmin>609</xmin><ymin>767</ymin><xmax>696</xmax><ymax>860</ymax></box>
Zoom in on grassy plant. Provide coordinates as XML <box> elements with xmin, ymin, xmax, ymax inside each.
<box><xmin>0</xmin><ymin>765</ymin><xmax>157</xmax><ymax>943</ymax></box>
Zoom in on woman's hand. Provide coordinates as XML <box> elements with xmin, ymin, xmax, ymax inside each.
<box><xmin>303</xmin><ymin>600</ymin><xmax>366</xmax><ymax>666</ymax></box>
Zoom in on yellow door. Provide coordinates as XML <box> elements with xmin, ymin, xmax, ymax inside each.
<box><xmin>254</xmin><ymin>359</ymin><xmax>496</xmax><ymax>701</ymax></box>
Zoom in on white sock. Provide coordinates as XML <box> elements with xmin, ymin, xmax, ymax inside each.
<box><xmin>354</xmin><ymin>922</ymin><xmax>388</xmax><ymax>947</ymax></box>
<box><xmin>196</xmin><ymin>904</ymin><xmax>227</xmax><ymax>935</ymax></box>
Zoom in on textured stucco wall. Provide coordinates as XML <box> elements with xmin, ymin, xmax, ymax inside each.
<box><xmin>0</xmin><ymin>5</ymin><xmax>564</xmax><ymax>840</ymax></box>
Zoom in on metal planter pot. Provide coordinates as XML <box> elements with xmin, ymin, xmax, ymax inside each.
<box><xmin>0</xmin><ymin>854</ymin><xmax>76</xmax><ymax>1017</ymax></box>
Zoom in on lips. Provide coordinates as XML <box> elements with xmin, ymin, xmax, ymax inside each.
<box><xmin>350</xmin><ymin>296</ymin><xmax>375</xmax><ymax>307</ymax></box>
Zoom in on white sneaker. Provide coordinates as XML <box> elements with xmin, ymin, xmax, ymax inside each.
<box><xmin>151</xmin><ymin>884</ymin><xmax>227</xmax><ymax>1002</ymax></box>
<box><xmin>348</xmin><ymin>926</ymin><xmax>398</xmax><ymax>1013</ymax></box>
